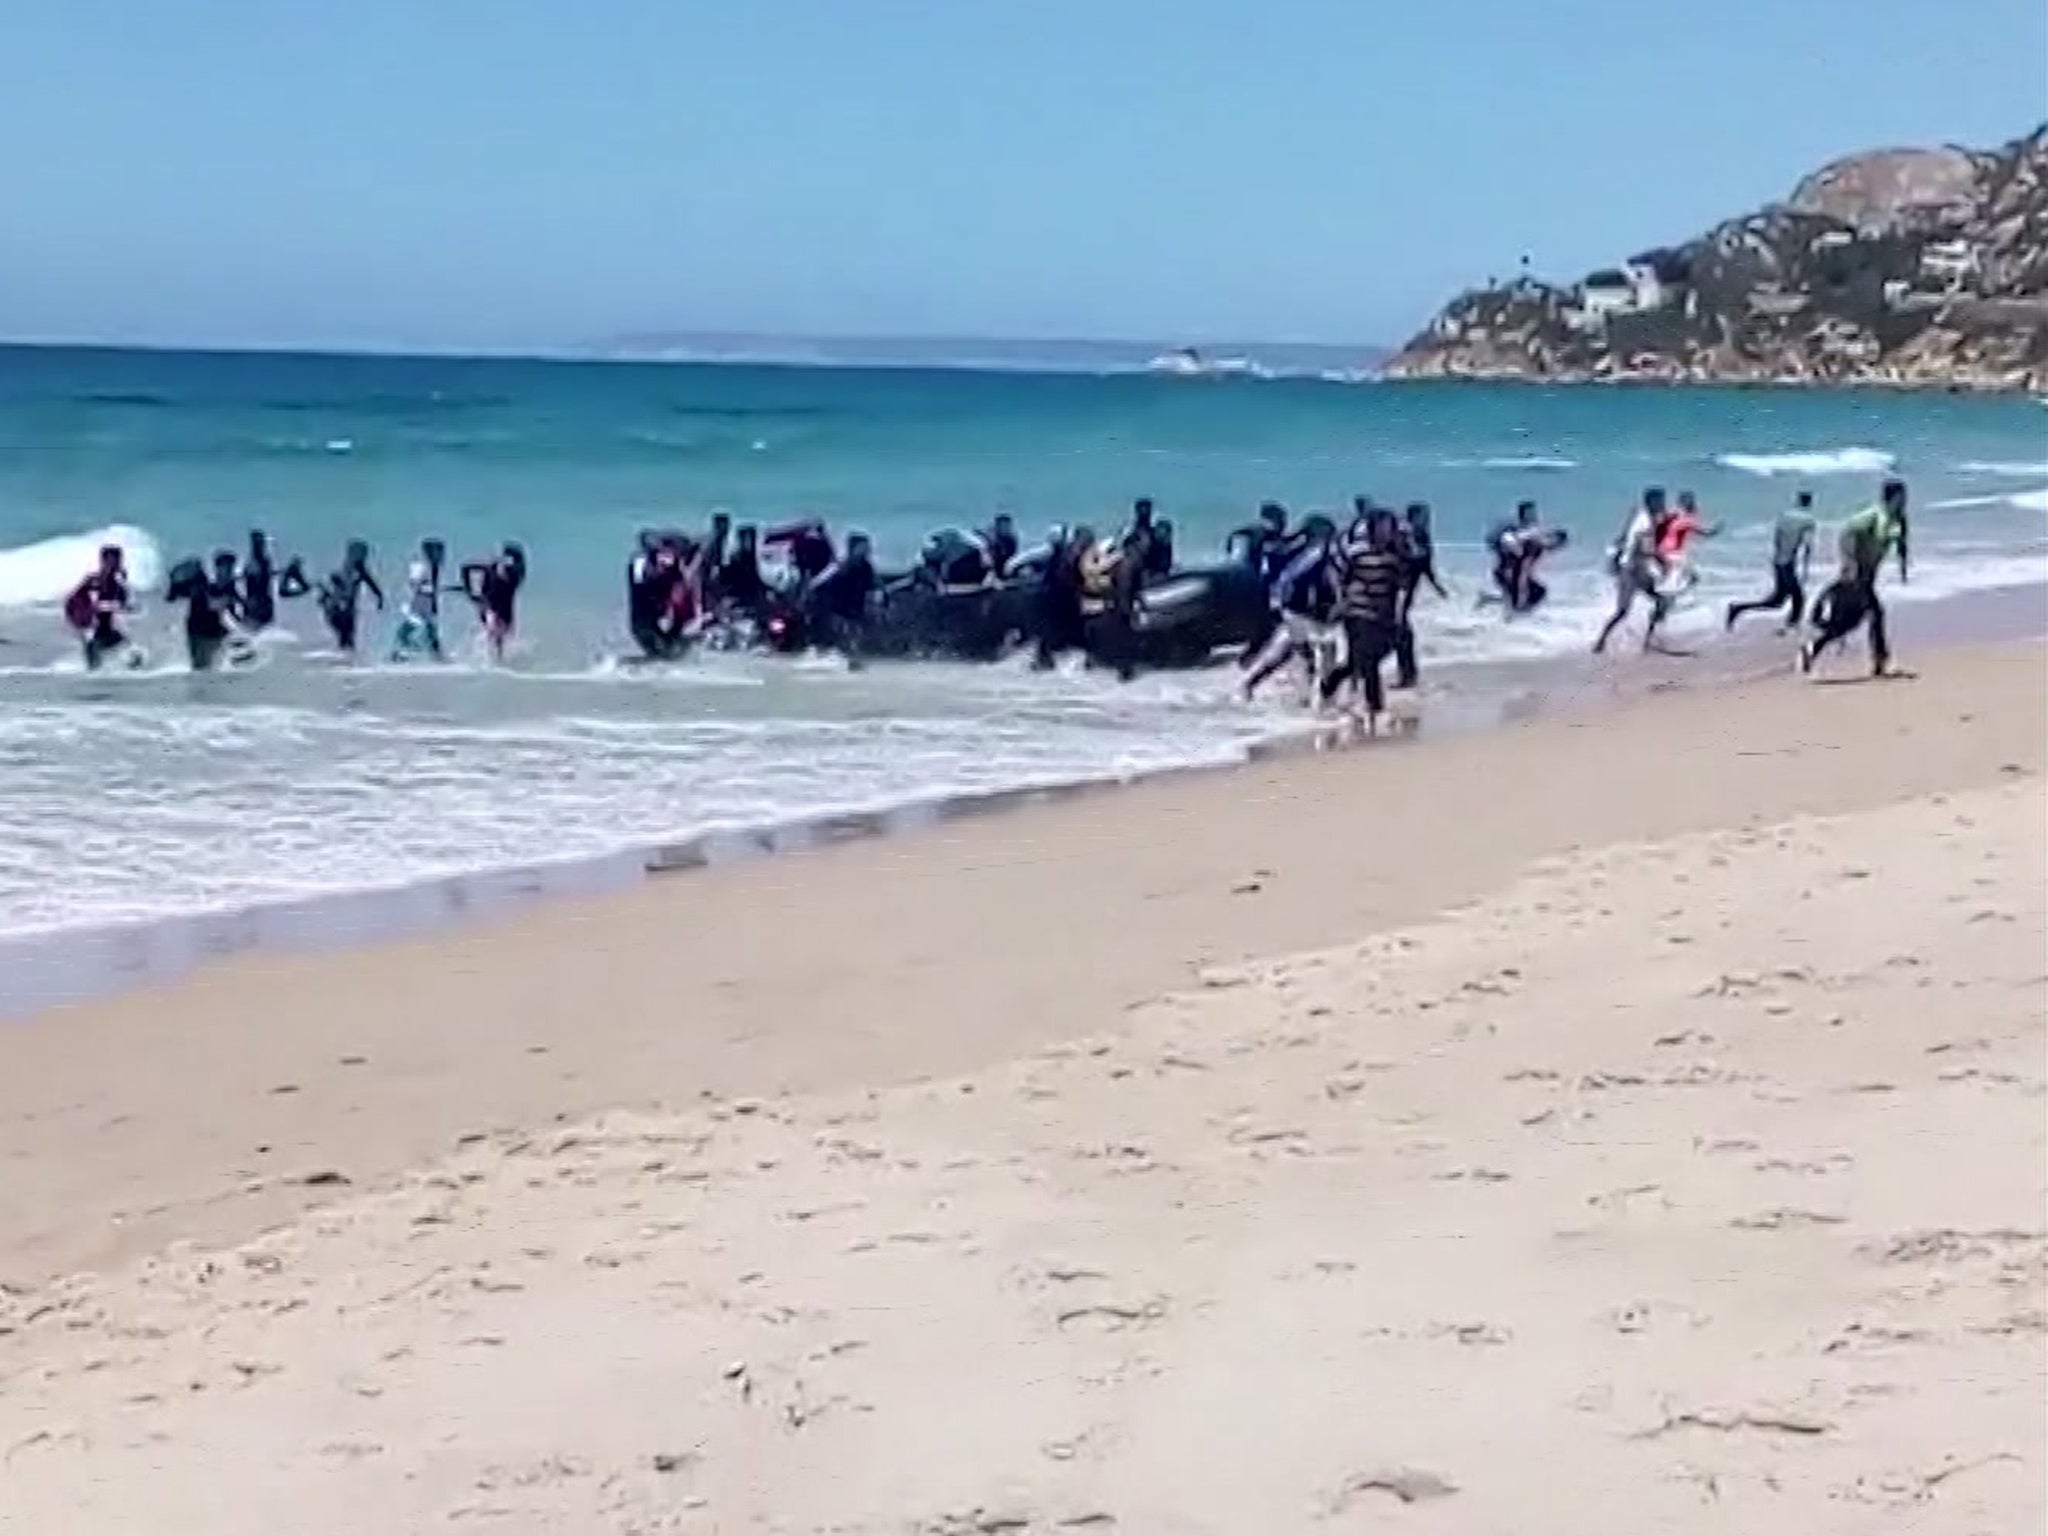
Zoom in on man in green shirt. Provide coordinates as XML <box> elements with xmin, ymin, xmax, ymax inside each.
<box><xmin>1801</xmin><ymin>478</ymin><xmax>1909</xmax><ymax>677</ymax></box>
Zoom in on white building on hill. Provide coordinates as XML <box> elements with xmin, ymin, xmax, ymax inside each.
<box><xmin>1568</xmin><ymin>251</ymin><xmax>1687</xmax><ymax>329</ymax></box>
<box><xmin>1919</xmin><ymin>239</ymin><xmax>1979</xmax><ymax>288</ymax></box>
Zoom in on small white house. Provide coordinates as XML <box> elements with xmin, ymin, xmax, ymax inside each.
<box><xmin>1621</xmin><ymin>262</ymin><xmax>1668</xmax><ymax>311</ymax></box>
<box><xmin>1578</xmin><ymin>269</ymin><xmax>1637</xmax><ymax>323</ymax></box>
<box><xmin>1920</xmin><ymin>239</ymin><xmax>1979</xmax><ymax>286</ymax></box>
<box><xmin>1812</xmin><ymin>229</ymin><xmax>1856</xmax><ymax>252</ymax></box>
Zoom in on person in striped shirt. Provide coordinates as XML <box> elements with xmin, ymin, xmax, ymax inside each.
<box><xmin>1318</xmin><ymin>505</ymin><xmax>1407</xmax><ymax>728</ymax></box>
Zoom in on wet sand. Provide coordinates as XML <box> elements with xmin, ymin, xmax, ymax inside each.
<box><xmin>0</xmin><ymin>641</ymin><xmax>2042</xmax><ymax>1534</ymax></box>
<box><xmin>8</xmin><ymin>580</ymin><xmax>2041</xmax><ymax>1025</ymax></box>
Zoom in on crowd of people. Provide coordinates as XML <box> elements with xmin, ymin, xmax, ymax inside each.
<box><xmin>1230</xmin><ymin>476</ymin><xmax>1910</xmax><ymax>728</ymax></box>
<box><xmin>617</xmin><ymin>502</ymin><xmax>1182</xmax><ymax>671</ymax></box>
<box><xmin>623</xmin><ymin>514</ymin><xmax>880</xmax><ymax>661</ymax></box>
<box><xmin>63</xmin><ymin>531</ymin><xmax>528</xmax><ymax>672</ymax></box>
<box><xmin>1589</xmin><ymin>476</ymin><xmax>1910</xmax><ymax>678</ymax></box>
<box><xmin>57</xmin><ymin>477</ymin><xmax>1912</xmax><ymax>714</ymax></box>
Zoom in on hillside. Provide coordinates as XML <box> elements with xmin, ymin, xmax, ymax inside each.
<box><xmin>1384</xmin><ymin>126</ymin><xmax>2048</xmax><ymax>391</ymax></box>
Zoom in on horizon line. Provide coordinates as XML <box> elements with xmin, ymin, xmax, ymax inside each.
<box><xmin>0</xmin><ymin>329</ymin><xmax>1392</xmax><ymax>367</ymax></box>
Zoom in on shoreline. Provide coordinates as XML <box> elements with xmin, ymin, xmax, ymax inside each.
<box><xmin>6</xmin><ymin>578</ymin><xmax>2042</xmax><ymax>1021</ymax></box>
<box><xmin>2</xmin><ymin>635</ymin><xmax>2040</xmax><ymax>1285</ymax></box>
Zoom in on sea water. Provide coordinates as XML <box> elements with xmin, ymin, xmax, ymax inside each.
<box><xmin>1</xmin><ymin>343</ymin><xmax>2043</xmax><ymax>965</ymax></box>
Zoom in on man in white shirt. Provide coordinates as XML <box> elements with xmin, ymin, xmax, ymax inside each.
<box><xmin>1593</xmin><ymin>487</ymin><xmax>1676</xmax><ymax>655</ymax></box>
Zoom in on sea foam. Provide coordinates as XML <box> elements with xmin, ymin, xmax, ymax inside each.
<box><xmin>1715</xmin><ymin>447</ymin><xmax>1896</xmax><ymax>478</ymax></box>
<box><xmin>0</xmin><ymin>525</ymin><xmax>164</xmax><ymax>608</ymax></box>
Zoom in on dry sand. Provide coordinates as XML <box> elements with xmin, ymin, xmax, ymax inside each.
<box><xmin>1</xmin><ymin>645</ymin><xmax>2042</xmax><ymax>1534</ymax></box>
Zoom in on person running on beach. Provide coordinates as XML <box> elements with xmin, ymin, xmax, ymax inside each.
<box><xmin>806</xmin><ymin>530</ymin><xmax>877</xmax><ymax>664</ymax></box>
<box><xmin>1319</xmin><ymin>506</ymin><xmax>1406</xmax><ymax>730</ymax></box>
<box><xmin>627</xmin><ymin>535</ymin><xmax>687</xmax><ymax>659</ymax></box>
<box><xmin>1033</xmin><ymin>526</ymin><xmax>1090</xmax><ymax>670</ymax></box>
<box><xmin>1394</xmin><ymin>502</ymin><xmax>1446</xmax><ymax>689</ymax></box>
<box><xmin>1487</xmin><ymin>501</ymin><xmax>1540</xmax><ymax>611</ymax></box>
<box><xmin>1594</xmin><ymin>488</ymin><xmax>1678</xmax><ymax>655</ymax></box>
<box><xmin>1086</xmin><ymin>500</ymin><xmax>1159</xmax><ymax>681</ymax></box>
<box><xmin>391</xmin><ymin>538</ymin><xmax>449</xmax><ymax>661</ymax></box>
<box><xmin>1492</xmin><ymin>502</ymin><xmax>1568</xmax><ymax>617</ymax></box>
<box><xmin>1235</xmin><ymin>502</ymin><xmax>1296</xmax><ymax>669</ymax></box>
<box><xmin>318</xmin><ymin>540</ymin><xmax>384</xmax><ymax>656</ymax></box>
<box><xmin>1726</xmin><ymin>490</ymin><xmax>1817</xmax><ymax>632</ymax></box>
<box><xmin>1657</xmin><ymin>490</ymin><xmax>1720</xmax><ymax>595</ymax></box>
<box><xmin>1802</xmin><ymin>478</ymin><xmax>1910</xmax><ymax>677</ymax></box>
<box><xmin>64</xmin><ymin>544</ymin><xmax>134</xmax><ymax>671</ymax></box>
<box><xmin>240</xmin><ymin>529</ymin><xmax>283</xmax><ymax>631</ymax></box>
<box><xmin>1241</xmin><ymin>514</ymin><xmax>1340</xmax><ymax>702</ymax></box>
<box><xmin>462</xmin><ymin>542</ymin><xmax>527</xmax><ymax>662</ymax></box>
<box><xmin>165</xmin><ymin>551</ymin><xmax>243</xmax><ymax>671</ymax></box>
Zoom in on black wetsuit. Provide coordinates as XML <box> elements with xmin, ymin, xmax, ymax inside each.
<box><xmin>1117</xmin><ymin>524</ymin><xmax>1159</xmax><ymax>595</ymax></box>
<box><xmin>1143</xmin><ymin>526</ymin><xmax>1174</xmax><ymax>580</ymax></box>
<box><xmin>475</xmin><ymin>561</ymin><xmax>522</xmax><ymax>634</ymax></box>
<box><xmin>628</xmin><ymin>557</ymin><xmax>681</xmax><ymax>658</ymax></box>
<box><xmin>1233</xmin><ymin>524</ymin><xmax>1295</xmax><ymax>665</ymax></box>
<box><xmin>1322</xmin><ymin>540</ymin><xmax>1404</xmax><ymax>716</ymax></box>
<box><xmin>808</xmin><ymin>554</ymin><xmax>876</xmax><ymax>655</ymax></box>
<box><xmin>186</xmin><ymin>579</ymin><xmax>238</xmax><ymax>670</ymax></box>
<box><xmin>1808</xmin><ymin>577</ymin><xmax>1888</xmax><ymax>672</ymax></box>
<box><xmin>241</xmin><ymin>552</ymin><xmax>277</xmax><ymax>630</ymax></box>
<box><xmin>716</xmin><ymin>549</ymin><xmax>767</xmax><ymax>617</ymax></box>
<box><xmin>1245</xmin><ymin>526</ymin><xmax>1295</xmax><ymax>588</ymax></box>
<box><xmin>788</xmin><ymin>529</ymin><xmax>835</xmax><ymax>585</ymax></box>
<box><xmin>983</xmin><ymin>525</ymin><xmax>1019</xmax><ymax>579</ymax></box>
<box><xmin>700</xmin><ymin>527</ymin><xmax>730</xmax><ymax>604</ymax></box>
<box><xmin>1033</xmin><ymin>545</ymin><xmax>1086</xmax><ymax>669</ymax></box>
<box><xmin>1394</xmin><ymin>527</ymin><xmax>1443</xmax><ymax>689</ymax></box>
<box><xmin>1095</xmin><ymin>527</ymin><xmax>1157</xmax><ymax>681</ymax></box>
<box><xmin>926</xmin><ymin>532</ymin><xmax>991</xmax><ymax>588</ymax></box>
<box><xmin>1807</xmin><ymin>508</ymin><xmax>1906</xmax><ymax>675</ymax></box>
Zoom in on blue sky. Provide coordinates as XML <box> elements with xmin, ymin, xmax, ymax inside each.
<box><xmin>1</xmin><ymin>0</ymin><xmax>2042</xmax><ymax>352</ymax></box>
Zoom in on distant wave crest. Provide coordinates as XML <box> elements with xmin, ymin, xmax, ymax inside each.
<box><xmin>0</xmin><ymin>524</ymin><xmax>164</xmax><ymax>608</ymax></box>
<box><xmin>1715</xmin><ymin>447</ymin><xmax>1896</xmax><ymax>478</ymax></box>
<box><xmin>1475</xmin><ymin>455</ymin><xmax>1579</xmax><ymax>471</ymax></box>
<box><xmin>1957</xmin><ymin>459</ymin><xmax>2048</xmax><ymax>478</ymax></box>
<box><xmin>1926</xmin><ymin>487</ymin><xmax>2048</xmax><ymax>514</ymax></box>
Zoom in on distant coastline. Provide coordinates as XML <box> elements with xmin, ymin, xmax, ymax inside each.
<box><xmin>1386</xmin><ymin>124</ymin><xmax>2048</xmax><ymax>396</ymax></box>
<box><xmin>0</xmin><ymin>335</ymin><xmax>1391</xmax><ymax>383</ymax></box>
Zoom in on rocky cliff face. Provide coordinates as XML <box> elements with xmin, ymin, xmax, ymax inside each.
<box><xmin>1385</xmin><ymin>126</ymin><xmax>2048</xmax><ymax>392</ymax></box>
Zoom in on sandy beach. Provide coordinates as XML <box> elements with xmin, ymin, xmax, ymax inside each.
<box><xmin>2</xmin><ymin>643</ymin><xmax>2043</xmax><ymax>1534</ymax></box>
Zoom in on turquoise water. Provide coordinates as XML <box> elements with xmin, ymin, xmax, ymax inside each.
<box><xmin>0</xmin><ymin>343</ymin><xmax>2043</xmax><ymax>944</ymax></box>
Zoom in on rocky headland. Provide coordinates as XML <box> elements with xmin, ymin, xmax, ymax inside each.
<box><xmin>1385</xmin><ymin>125</ymin><xmax>2048</xmax><ymax>392</ymax></box>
